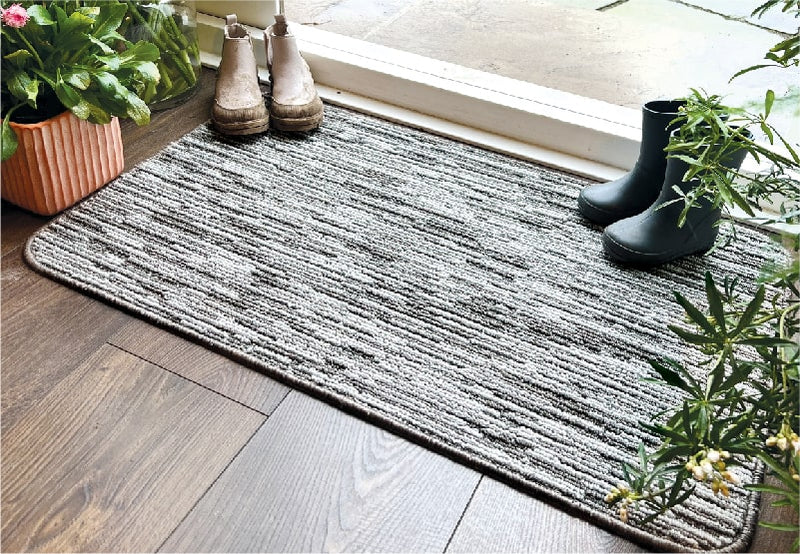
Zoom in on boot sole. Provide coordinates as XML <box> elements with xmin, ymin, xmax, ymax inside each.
<box><xmin>270</xmin><ymin>111</ymin><xmax>323</xmax><ymax>132</ymax></box>
<box><xmin>213</xmin><ymin>117</ymin><xmax>271</xmax><ymax>136</ymax></box>
<box><xmin>602</xmin><ymin>232</ymin><xmax>713</xmax><ymax>267</ymax></box>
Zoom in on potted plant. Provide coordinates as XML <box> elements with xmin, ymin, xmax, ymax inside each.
<box><xmin>0</xmin><ymin>0</ymin><xmax>160</xmax><ymax>215</ymax></box>
<box><xmin>605</xmin><ymin>0</ymin><xmax>799</xmax><ymax>548</ymax></box>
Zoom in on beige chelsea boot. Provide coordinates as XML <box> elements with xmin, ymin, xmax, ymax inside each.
<box><xmin>212</xmin><ymin>14</ymin><xmax>270</xmax><ymax>135</ymax></box>
<box><xmin>265</xmin><ymin>14</ymin><xmax>323</xmax><ymax>132</ymax></box>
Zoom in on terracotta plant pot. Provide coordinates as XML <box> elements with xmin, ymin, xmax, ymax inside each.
<box><xmin>1</xmin><ymin>111</ymin><xmax>124</xmax><ymax>216</ymax></box>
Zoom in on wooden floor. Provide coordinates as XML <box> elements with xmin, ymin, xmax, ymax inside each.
<box><xmin>1</xmin><ymin>68</ymin><xmax>794</xmax><ymax>553</ymax></box>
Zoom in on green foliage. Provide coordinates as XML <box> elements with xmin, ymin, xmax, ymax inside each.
<box><xmin>664</xmin><ymin>89</ymin><xmax>800</xmax><ymax>229</ymax></box>
<box><xmin>733</xmin><ymin>0</ymin><xmax>800</xmax><ymax>79</ymax></box>
<box><xmin>1</xmin><ymin>1</ymin><xmax>161</xmax><ymax>161</ymax></box>
<box><xmin>609</xmin><ymin>2</ymin><xmax>800</xmax><ymax>546</ymax></box>
<box><xmin>608</xmin><ymin>270</ymin><xmax>800</xmax><ymax>544</ymax></box>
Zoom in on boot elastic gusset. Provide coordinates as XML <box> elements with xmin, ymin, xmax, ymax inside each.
<box><xmin>212</xmin><ymin>15</ymin><xmax>270</xmax><ymax>136</ymax></box>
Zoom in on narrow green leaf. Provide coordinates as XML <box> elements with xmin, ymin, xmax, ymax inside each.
<box><xmin>704</xmin><ymin>272</ymin><xmax>726</xmax><ymax>335</ymax></box>
<box><xmin>739</xmin><ymin>337</ymin><xmax>794</xmax><ymax>346</ymax></box>
<box><xmin>764</xmin><ymin>89</ymin><xmax>775</xmax><ymax>119</ymax></box>
<box><xmin>745</xmin><ymin>484</ymin><xmax>794</xmax><ymax>495</ymax></box>
<box><xmin>674</xmin><ymin>291</ymin><xmax>717</xmax><ymax>336</ymax></box>
<box><xmin>733</xmin><ymin>285</ymin><xmax>765</xmax><ymax>336</ymax></box>
<box><xmin>668</xmin><ymin>325</ymin><xmax>718</xmax><ymax>345</ymax></box>
<box><xmin>758</xmin><ymin>522</ymin><xmax>800</xmax><ymax>532</ymax></box>
<box><xmin>648</xmin><ymin>359</ymin><xmax>692</xmax><ymax>393</ymax></box>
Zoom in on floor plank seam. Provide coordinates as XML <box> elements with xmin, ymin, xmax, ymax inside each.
<box><xmin>154</xmin><ymin>417</ymin><xmax>271</xmax><ymax>553</ymax></box>
<box><xmin>443</xmin><ymin>475</ymin><xmax>484</xmax><ymax>553</ymax></box>
<box><xmin>105</xmin><ymin>340</ymin><xmax>280</xmax><ymax>416</ymax></box>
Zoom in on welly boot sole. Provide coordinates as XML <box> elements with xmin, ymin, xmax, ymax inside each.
<box><xmin>270</xmin><ymin>111</ymin><xmax>324</xmax><ymax>132</ymax></box>
<box><xmin>213</xmin><ymin>117</ymin><xmax>271</xmax><ymax>136</ymax></box>
<box><xmin>602</xmin><ymin>233</ymin><xmax>713</xmax><ymax>267</ymax></box>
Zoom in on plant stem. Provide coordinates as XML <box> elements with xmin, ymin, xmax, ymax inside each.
<box><xmin>14</xmin><ymin>28</ymin><xmax>44</xmax><ymax>70</ymax></box>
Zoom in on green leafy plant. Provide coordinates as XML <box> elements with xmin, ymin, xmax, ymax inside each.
<box><xmin>606</xmin><ymin>1</ymin><xmax>800</xmax><ymax>547</ymax></box>
<box><xmin>118</xmin><ymin>1</ymin><xmax>199</xmax><ymax>106</ymax></box>
<box><xmin>1</xmin><ymin>0</ymin><xmax>161</xmax><ymax>161</ymax></box>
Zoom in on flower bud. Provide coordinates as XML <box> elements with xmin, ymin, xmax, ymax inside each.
<box><xmin>777</xmin><ymin>437</ymin><xmax>789</xmax><ymax>451</ymax></box>
<box><xmin>707</xmin><ymin>450</ymin><xmax>720</xmax><ymax>463</ymax></box>
<box><xmin>722</xmin><ymin>470</ymin><xmax>740</xmax><ymax>485</ymax></box>
<box><xmin>721</xmin><ymin>450</ymin><xmax>731</xmax><ymax>459</ymax></box>
<box><xmin>701</xmin><ymin>460</ymin><xmax>714</xmax><ymax>475</ymax></box>
<box><xmin>692</xmin><ymin>465</ymin><xmax>706</xmax><ymax>481</ymax></box>
<box><xmin>765</xmin><ymin>436</ymin><xmax>778</xmax><ymax>447</ymax></box>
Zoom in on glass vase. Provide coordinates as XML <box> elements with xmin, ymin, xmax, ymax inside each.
<box><xmin>122</xmin><ymin>1</ymin><xmax>201</xmax><ymax>110</ymax></box>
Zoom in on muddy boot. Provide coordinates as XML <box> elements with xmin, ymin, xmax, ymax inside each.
<box><xmin>212</xmin><ymin>15</ymin><xmax>270</xmax><ymax>135</ymax></box>
<box><xmin>578</xmin><ymin>100</ymin><xmax>685</xmax><ymax>225</ymax></box>
<box><xmin>265</xmin><ymin>14</ymin><xmax>323</xmax><ymax>132</ymax></box>
<box><xmin>602</xmin><ymin>145</ymin><xmax>749</xmax><ymax>266</ymax></box>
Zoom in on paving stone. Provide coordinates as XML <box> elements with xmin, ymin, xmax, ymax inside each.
<box><xmin>677</xmin><ymin>0</ymin><xmax>800</xmax><ymax>34</ymax></box>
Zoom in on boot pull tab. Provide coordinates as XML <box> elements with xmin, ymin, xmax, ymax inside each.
<box><xmin>273</xmin><ymin>13</ymin><xmax>288</xmax><ymax>36</ymax></box>
<box><xmin>225</xmin><ymin>14</ymin><xmax>237</xmax><ymax>26</ymax></box>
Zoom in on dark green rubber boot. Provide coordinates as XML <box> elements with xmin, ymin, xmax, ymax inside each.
<box><xmin>578</xmin><ymin>100</ymin><xmax>685</xmax><ymax>226</ymax></box>
<box><xmin>602</xmin><ymin>146</ymin><xmax>749</xmax><ymax>266</ymax></box>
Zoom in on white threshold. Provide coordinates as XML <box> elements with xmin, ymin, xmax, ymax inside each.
<box><xmin>196</xmin><ymin>13</ymin><xmax>795</xmax><ymax>234</ymax></box>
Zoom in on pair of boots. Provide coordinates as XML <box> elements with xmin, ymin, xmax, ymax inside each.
<box><xmin>577</xmin><ymin>100</ymin><xmax>747</xmax><ymax>266</ymax></box>
<box><xmin>212</xmin><ymin>14</ymin><xmax>323</xmax><ymax>135</ymax></box>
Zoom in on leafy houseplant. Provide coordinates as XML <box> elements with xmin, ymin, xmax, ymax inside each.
<box><xmin>605</xmin><ymin>0</ymin><xmax>800</xmax><ymax>547</ymax></box>
<box><xmin>0</xmin><ymin>0</ymin><xmax>160</xmax><ymax>161</ymax></box>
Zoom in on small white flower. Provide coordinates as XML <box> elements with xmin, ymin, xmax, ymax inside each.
<box><xmin>692</xmin><ymin>465</ymin><xmax>707</xmax><ymax>481</ymax></box>
<box><xmin>701</xmin><ymin>460</ymin><xmax>714</xmax><ymax>475</ymax></box>
<box><xmin>777</xmin><ymin>436</ymin><xmax>789</xmax><ymax>451</ymax></box>
<box><xmin>766</xmin><ymin>436</ymin><xmax>778</xmax><ymax>447</ymax></box>
<box><xmin>706</xmin><ymin>450</ymin><xmax>720</xmax><ymax>463</ymax></box>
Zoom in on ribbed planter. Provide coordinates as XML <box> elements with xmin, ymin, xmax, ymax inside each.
<box><xmin>1</xmin><ymin>111</ymin><xmax>124</xmax><ymax>216</ymax></box>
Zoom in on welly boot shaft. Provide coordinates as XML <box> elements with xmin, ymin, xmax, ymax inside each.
<box><xmin>578</xmin><ymin>100</ymin><xmax>685</xmax><ymax>226</ymax></box>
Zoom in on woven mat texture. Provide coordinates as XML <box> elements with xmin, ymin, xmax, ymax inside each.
<box><xmin>26</xmin><ymin>105</ymin><xmax>782</xmax><ymax>551</ymax></box>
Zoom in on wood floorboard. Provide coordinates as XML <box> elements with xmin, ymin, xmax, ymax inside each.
<box><xmin>447</xmin><ymin>476</ymin><xmax>643</xmax><ymax>553</ymax></box>
<box><xmin>109</xmin><ymin>319</ymin><xmax>290</xmax><ymax>415</ymax></box>
<box><xmin>1</xmin><ymin>232</ymin><xmax>131</xmax><ymax>432</ymax></box>
<box><xmin>160</xmin><ymin>392</ymin><xmax>480</xmax><ymax>553</ymax></box>
<box><xmin>0</xmin><ymin>344</ymin><xmax>264</xmax><ymax>553</ymax></box>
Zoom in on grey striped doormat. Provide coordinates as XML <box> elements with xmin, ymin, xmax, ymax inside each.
<box><xmin>26</xmin><ymin>104</ymin><xmax>782</xmax><ymax>551</ymax></box>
